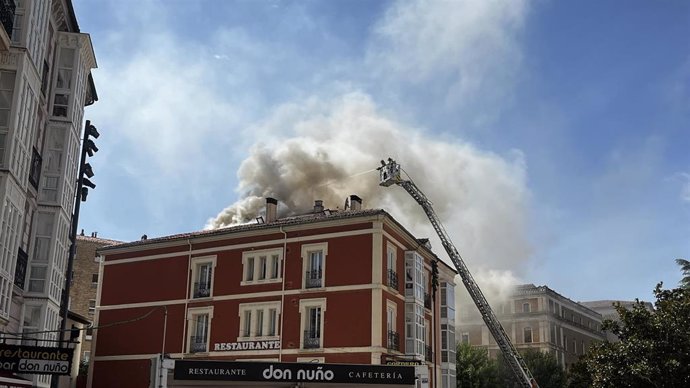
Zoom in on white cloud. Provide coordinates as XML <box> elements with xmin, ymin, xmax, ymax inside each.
<box><xmin>367</xmin><ymin>0</ymin><xmax>528</xmax><ymax>124</ymax></box>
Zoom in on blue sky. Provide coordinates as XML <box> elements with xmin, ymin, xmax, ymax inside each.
<box><xmin>72</xmin><ymin>0</ymin><xmax>689</xmax><ymax>303</ymax></box>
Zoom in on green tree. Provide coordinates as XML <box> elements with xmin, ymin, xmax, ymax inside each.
<box><xmin>494</xmin><ymin>350</ymin><xmax>565</xmax><ymax>388</ymax></box>
<box><xmin>567</xmin><ymin>283</ymin><xmax>690</xmax><ymax>387</ymax></box>
<box><xmin>676</xmin><ymin>258</ymin><xmax>690</xmax><ymax>289</ymax></box>
<box><xmin>521</xmin><ymin>349</ymin><xmax>566</xmax><ymax>388</ymax></box>
<box><xmin>456</xmin><ymin>343</ymin><xmax>500</xmax><ymax>388</ymax></box>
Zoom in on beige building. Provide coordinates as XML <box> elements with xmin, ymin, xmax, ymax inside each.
<box><xmin>69</xmin><ymin>233</ymin><xmax>119</xmax><ymax>366</ymax></box>
<box><xmin>457</xmin><ymin>284</ymin><xmax>605</xmax><ymax>369</ymax></box>
<box><xmin>580</xmin><ymin>299</ymin><xmax>654</xmax><ymax>342</ymax></box>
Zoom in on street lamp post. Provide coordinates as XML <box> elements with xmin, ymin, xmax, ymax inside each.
<box><xmin>51</xmin><ymin>120</ymin><xmax>100</xmax><ymax>388</ymax></box>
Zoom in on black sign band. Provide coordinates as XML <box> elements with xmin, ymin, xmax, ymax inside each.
<box><xmin>174</xmin><ymin>360</ymin><xmax>416</xmax><ymax>385</ymax></box>
<box><xmin>0</xmin><ymin>344</ymin><xmax>74</xmax><ymax>376</ymax></box>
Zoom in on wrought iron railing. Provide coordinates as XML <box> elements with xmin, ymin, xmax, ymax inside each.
<box><xmin>305</xmin><ymin>269</ymin><xmax>322</xmax><ymax>288</ymax></box>
<box><xmin>387</xmin><ymin>330</ymin><xmax>399</xmax><ymax>351</ymax></box>
<box><xmin>189</xmin><ymin>336</ymin><xmax>207</xmax><ymax>353</ymax></box>
<box><xmin>193</xmin><ymin>281</ymin><xmax>211</xmax><ymax>298</ymax></box>
<box><xmin>387</xmin><ymin>269</ymin><xmax>398</xmax><ymax>290</ymax></box>
<box><xmin>0</xmin><ymin>0</ymin><xmax>14</xmax><ymax>39</ymax></box>
<box><xmin>303</xmin><ymin>330</ymin><xmax>321</xmax><ymax>349</ymax></box>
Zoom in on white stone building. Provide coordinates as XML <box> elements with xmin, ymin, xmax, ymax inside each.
<box><xmin>0</xmin><ymin>0</ymin><xmax>97</xmax><ymax>386</ymax></box>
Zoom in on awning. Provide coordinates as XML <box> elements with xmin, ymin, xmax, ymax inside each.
<box><xmin>0</xmin><ymin>372</ymin><xmax>33</xmax><ymax>388</ymax></box>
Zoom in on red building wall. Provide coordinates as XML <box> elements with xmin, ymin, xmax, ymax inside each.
<box><xmin>91</xmin><ymin>215</ymin><xmax>453</xmax><ymax>387</ymax></box>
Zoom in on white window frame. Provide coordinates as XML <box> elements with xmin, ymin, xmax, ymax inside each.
<box><xmin>299</xmin><ymin>298</ymin><xmax>326</xmax><ymax>350</ymax></box>
<box><xmin>241</xmin><ymin>248</ymin><xmax>283</xmax><ymax>285</ymax></box>
<box><xmin>190</xmin><ymin>256</ymin><xmax>216</xmax><ymax>299</ymax></box>
<box><xmin>187</xmin><ymin>306</ymin><xmax>213</xmax><ymax>354</ymax></box>
<box><xmin>386</xmin><ymin>300</ymin><xmax>397</xmax><ymax>333</ymax></box>
<box><xmin>461</xmin><ymin>332</ymin><xmax>470</xmax><ymax>344</ymax></box>
<box><xmin>301</xmin><ymin>243</ymin><xmax>327</xmax><ymax>289</ymax></box>
<box><xmin>237</xmin><ymin>301</ymin><xmax>281</xmax><ymax>342</ymax></box>
<box><xmin>387</xmin><ymin>242</ymin><xmax>396</xmax><ymax>273</ymax></box>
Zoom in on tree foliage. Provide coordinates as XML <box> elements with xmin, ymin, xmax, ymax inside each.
<box><xmin>520</xmin><ymin>349</ymin><xmax>566</xmax><ymax>388</ymax></box>
<box><xmin>676</xmin><ymin>258</ymin><xmax>690</xmax><ymax>289</ymax></box>
<box><xmin>567</xmin><ymin>282</ymin><xmax>690</xmax><ymax>387</ymax></box>
<box><xmin>456</xmin><ymin>343</ymin><xmax>565</xmax><ymax>388</ymax></box>
<box><xmin>456</xmin><ymin>343</ymin><xmax>500</xmax><ymax>388</ymax></box>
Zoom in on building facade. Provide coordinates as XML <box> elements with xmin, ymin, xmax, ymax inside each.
<box><xmin>457</xmin><ymin>284</ymin><xmax>605</xmax><ymax>369</ymax></box>
<box><xmin>580</xmin><ymin>299</ymin><xmax>654</xmax><ymax>342</ymax></box>
<box><xmin>69</xmin><ymin>234</ymin><xmax>119</xmax><ymax>367</ymax></box>
<box><xmin>0</xmin><ymin>0</ymin><xmax>97</xmax><ymax>386</ymax></box>
<box><xmin>90</xmin><ymin>199</ymin><xmax>458</xmax><ymax>388</ymax></box>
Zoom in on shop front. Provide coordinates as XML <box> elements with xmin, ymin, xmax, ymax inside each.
<box><xmin>168</xmin><ymin>360</ymin><xmax>417</xmax><ymax>388</ymax></box>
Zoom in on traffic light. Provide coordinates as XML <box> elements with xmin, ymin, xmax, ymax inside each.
<box><xmin>79</xmin><ymin>121</ymin><xmax>99</xmax><ymax>202</ymax></box>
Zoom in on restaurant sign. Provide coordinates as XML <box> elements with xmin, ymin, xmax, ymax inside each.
<box><xmin>212</xmin><ymin>340</ymin><xmax>280</xmax><ymax>351</ymax></box>
<box><xmin>174</xmin><ymin>360</ymin><xmax>415</xmax><ymax>385</ymax></box>
<box><xmin>0</xmin><ymin>344</ymin><xmax>73</xmax><ymax>375</ymax></box>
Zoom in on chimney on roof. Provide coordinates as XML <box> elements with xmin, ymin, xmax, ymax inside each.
<box><xmin>80</xmin><ymin>229</ymin><xmax>84</xmax><ymax>236</ymax></box>
<box><xmin>313</xmin><ymin>200</ymin><xmax>324</xmax><ymax>213</ymax></box>
<box><xmin>350</xmin><ymin>195</ymin><xmax>362</xmax><ymax>211</ymax></box>
<box><xmin>266</xmin><ymin>197</ymin><xmax>278</xmax><ymax>223</ymax></box>
<box><xmin>141</xmin><ymin>234</ymin><xmax>147</xmax><ymax>240</ymax></box>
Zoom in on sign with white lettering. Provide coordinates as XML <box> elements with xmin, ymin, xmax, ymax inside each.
<box><xmin>212</xmin><ymin>340</ymin><xmax>280</xmax><ymax>351</ymax></box>
<box><xmin>0</xmin><ymin>344</ymin><xmax>74</xmax><ymax>376</ymax></box>
<box><xmin>381</xmin><ymin>355</ymin><xmax>423</xmax><ymax>366</ymax></box>
<box><xmin>174</xmin><ymin>360</ymin><xmax>416</xmax><ymax>385</ymax></box>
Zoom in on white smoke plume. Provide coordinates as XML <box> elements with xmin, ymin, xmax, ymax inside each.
<box><xmin>207</xmin><ymin>92</ymin><xmax>530</xmax><ymax>290</ymax></box>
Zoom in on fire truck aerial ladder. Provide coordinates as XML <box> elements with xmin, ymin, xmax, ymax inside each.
<box><xmin>378</xmin><ymin>158</ymin><xmax>538</xmax><ymax>388</ymax></box>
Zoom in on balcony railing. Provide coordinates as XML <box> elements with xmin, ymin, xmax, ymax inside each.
<box><xmin>193</xmin><ymin>282</ymin><xmax>211</xmax><ymax>298</ymax></box>
<box><xmin>0</xmin><ymin>0</ymin><xmax>14</xmax><ymax>39</ymax></box>
<box><xmin>387</xmin><ymin>269</ymin><xmax>398</xmax><ymax>290</ymax></box>
<box><xmin>305</xmin><ymin>269</ymin><xmax>322</xmax><ymax>289</ymax></box>
<box><xmin>425</xmin><ymin>345</ymin><xmax>433</xmax><ymax>362</ymax></box>
<box><xmin>189</xmin><ymin>336</ymin><xmax>207</xmax><ymax>353</ymax></box>
<box><xmin>387</xmin><ymin>330</ymin><xmax>399</xmax><ymax>351</ymax></box>
<box><xmin>303</xmin><ymin>330</ymin><xmax>321</xmax><ymax>349</ymax></box>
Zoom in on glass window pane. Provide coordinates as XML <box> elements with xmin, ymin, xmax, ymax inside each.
<box><xmin>0</xmin><ymin>72</ymin><xmax>16</xmax><ymax>89</ymax></box>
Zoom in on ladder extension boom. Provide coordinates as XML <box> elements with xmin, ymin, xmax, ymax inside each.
<box><xmin>378</xmin><ymin>158</ymin><xmax>538</xmax><ymax>388</ymax></box>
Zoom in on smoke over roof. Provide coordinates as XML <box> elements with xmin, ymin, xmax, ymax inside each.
<box><xmin>206</xmin><ymin>92</ymin><xmax>531</xmax><ymax>292</ymax></box>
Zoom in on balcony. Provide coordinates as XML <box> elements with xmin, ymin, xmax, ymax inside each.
<box><xmin>189</xmin><ymin>336</ymin><xmax>207</xmax><ymax>353</ymax></box>
<box><xmin>425</xmin><ymin>345</ymin><xmax>433</xmax><ymax>362</ymax></box>
<box><xmin>387</xmin><ymin>330</ymin><xmax>399</xmax><ymax>351</ymax></box>
<box><xmin>193</xmin><ymin>282</ymin><xmax>211</xmax><ymax>298</ymax></box>
<box><xmin>387</xmin><ymin>269</ymin><xmax>398</xmax><ymax>291</ymax></box>
<box><xmin>0</xmin><ymin>0</ymin><xmax>14</xmax><ymax>51</ymax></box>
<box><xmin>303</xmin><ymin>330</ymin><xmax>320</xmax><ymax>349</ymax></box>
<box><xmin>305</xmin><ymin>269</ymin><xmax>322</xmax><ymax>289</ymax></box>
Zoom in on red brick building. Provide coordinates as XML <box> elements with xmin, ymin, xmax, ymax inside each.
<box><xmin>88</xmin><ymin>198</ymin><xmax>458</xmax><ymax>388</ymax></box>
